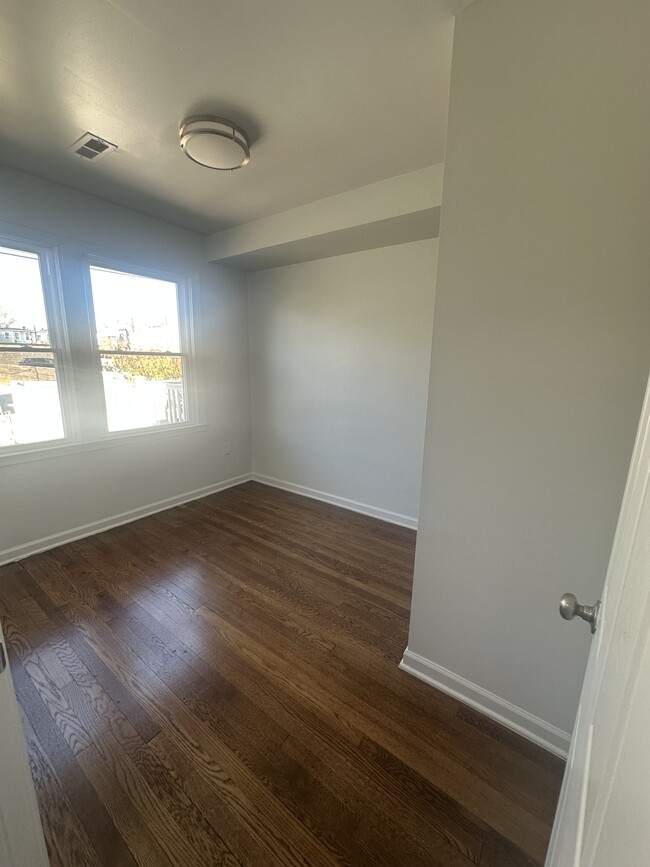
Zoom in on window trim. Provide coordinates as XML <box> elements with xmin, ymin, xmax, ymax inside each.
<box><xmin>43</xmin><ymin>246</ymin><xmax>83</xmax><ymax>441</ymax></box>
<box><xmin>0</xmin><ymin>421</ymin><xmax>209</xmax><ymax>467</ymax></box>
<box><xmin>0</xmin><ymin>239</ymin><xmax>79</xmax><ymax>450</ymax></box>
<box><xmin>0</xmin><ymin>231</ymin><xmax>204</xmax><ymax>464</ymax></box>
<box><xmin>84</xmin><ymin>255</ymin><xmax>197</xmax><ymax>437</ymax></box>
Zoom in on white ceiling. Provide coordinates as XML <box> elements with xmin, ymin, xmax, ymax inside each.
<box><xmin>0</xmin><ymin>0</ymin><xmax>455</xmax><ymax>234</ymax></box>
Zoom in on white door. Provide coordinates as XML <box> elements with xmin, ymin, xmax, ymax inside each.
<box><xmin>0</xmin><ymin>625</ymin><xmax>49</xmax><ymax>867</ymax></box>
<box><xmin>546</xmin><ymin>370</ymin><xmax>650</xmax><ymax>867</ymax></box>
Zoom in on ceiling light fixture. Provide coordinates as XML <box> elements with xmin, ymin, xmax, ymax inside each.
<box><xmin>179</xmin><ymin>115</ymin><xmax>250</xmax><ymax>171</ymax></box>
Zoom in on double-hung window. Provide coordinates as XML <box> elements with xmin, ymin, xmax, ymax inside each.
<box><xmin>88</xmin><ymin>265</ymin><xmax>188</xmax><ymax>433</ymax></box>
<box><xmin>0</xmin><ymin>245</ymin><xmax>66</xmax><ymax>448</ymax></box>
<box><xmin>0</xmin><ymin>237</ymin><xmax>195</xmax><ymax>455</ymax></box>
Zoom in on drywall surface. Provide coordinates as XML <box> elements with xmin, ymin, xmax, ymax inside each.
<box><xmin>407</xmin><ymin>0</ymin><xmax>650</xmax><ymax>738</ymax></box>
<box><xmin>0</xmin><ymin>167</ymin><xmax>251</xmax><ymax>559</ymax></box>
<box><xmin>206</xmin><ymin>209</ymin><xmax>441</xmax><ymax>273</ymax></box>
<box><xmin>247</xmin><ymin>240</ymin><xmax>437</xmax><ymax>525</ymax></box>
<box><xmin>207</xmin><ymin>165</ymin><xmax>444</xmax><ymax>263</ymax></box>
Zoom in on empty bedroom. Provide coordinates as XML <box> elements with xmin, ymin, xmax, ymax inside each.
<box><xmin>1</xmin><ymin>1</ymin><xmax>649</xmax><ymax>866</ymax></box>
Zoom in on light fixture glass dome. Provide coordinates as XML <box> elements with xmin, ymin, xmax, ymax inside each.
<box><xmin>180</xmin><ymin>116</ymin><xmax>250</xmax><ymax>171</ymax></box>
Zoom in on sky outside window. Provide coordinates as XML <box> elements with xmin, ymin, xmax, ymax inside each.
<box><xmin>0</xmin><ymin>247</ymin><xmax>50</xmax><ymax>341</ymax></box>
<box><xmin>89</xmin><ymin>267</ymin><xmax>181</xmax><ymax>353</ymax></box>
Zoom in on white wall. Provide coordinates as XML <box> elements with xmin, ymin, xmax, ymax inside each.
<box><xmin>247</xmin><ymin>239</ymin><xmax>437</xmax><ymax>526</ymax></box>
<box><xmin>206</xmin><ymin>165</ymin><xmax>443</xmax><ymax>270</ymax></box>
<box><xmin>405</xmin><ymin>0</ymin><xmax>650</xmax><ymax>747</ymax></box>
<box><xmin>0</xmin><ymin>167</ymin><xmax>251</xmax><ymax>560</ymax></box>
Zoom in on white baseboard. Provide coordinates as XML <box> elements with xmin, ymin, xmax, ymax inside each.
<box><xmin>0</xmin><ymin>473</ymin><xmax>253</xmax><ymax>566</ymax></box>
<box><xmin>252</xmin><ymin>473</ymin><xmax>418</xmax><ymax>530</ymax></box>
<box><xmin>400</xmin><ymin>647</ymin><xmax>570</xmax><ymax>758</ymax></box>
<box><xmin>1</xmin><ymin>470</ymin><xmax>415</xmax><ymax>565</ymax></box>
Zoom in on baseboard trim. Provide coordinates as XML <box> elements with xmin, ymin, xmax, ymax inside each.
<box><xmin>251</xmin><ymin>473</ymin><xmax>418</xmax><ymax>530</ymax></box>
<box><xmin>400</xmin><ymin>648</ymin><xmax>571</xmax><ymax>758</ymax></box>
<box><xmin>0</xmin><ymin>473</ymin><xmax>253</xmax><ymax>566</ymax></box>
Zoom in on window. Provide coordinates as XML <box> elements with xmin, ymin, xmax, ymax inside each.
<box><xmin>89</xmin><ymin>266</ymin><xmax>187</xmax><ymax>433</ymax></box>
<box><xmin>0</xmin><ymin>246</ymin><xmax>65</xmax><ymax>448</ymax></box>
<box><xmin>0</xmin><ymin>236</ymin><xmax>196</xmax><ymax>455</ymax></box>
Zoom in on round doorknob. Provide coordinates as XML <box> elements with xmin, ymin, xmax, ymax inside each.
<box><xmin>559</xmin><ymin>592</ymin><xmax>580</xmax><ymax>621</ymax></box>
<box><xmin>559</xmin><ymin>592</ymin><xmax>601</xmax><ymax>634</ymax></box>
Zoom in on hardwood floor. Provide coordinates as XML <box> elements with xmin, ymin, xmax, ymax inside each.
<box><xmin>0</xmin><ymin>481</ymin><xmax>564</xmax><ymax>866</ymax></box>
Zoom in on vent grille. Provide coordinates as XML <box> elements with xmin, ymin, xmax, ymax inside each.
<box><xmin>69</xmin><ymin>132</ymin><xmax>118</xmax><ymax>161</ymax></box>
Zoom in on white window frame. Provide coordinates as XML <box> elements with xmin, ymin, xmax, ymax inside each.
<box><xmin>83</xmin><ymin>255</ymin><xmax>198</xmax><ymax>441</ymax></box>
<box><xmin>0</xmin><ymin>238</ymin><xmax>79</xmax><ymax>453</ymax></box>
<box><xmin>0</xmin><ymin>230</ymin><xmax>205</xmax><ymax>466</ymax></box>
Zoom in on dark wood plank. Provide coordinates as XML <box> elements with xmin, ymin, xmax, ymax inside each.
<box><xmin>108</xmin><ymin>609</ymin><xmax>370</xmax><ymax>865</ymax></box>
<box><xmin>18</xmin><ymin>704</ymin><xmax>100</xmax><ymax>867</ymax></box>
<box><xmin>147</xmin><ymin>731</ymin><xmax>284</xmax><ymax>867</ymax></box>
<box><xmin>56</xmin><ymin>604</ymin><xmax>344</xmax><ymax>867</ymax></box>
<box><xmin>3</xmin><ymin>613</ymin><xmax>93</xmax><ymax>756</ymax></box>
<box><xmin>112</xmin><ymin>592</ymin><xmax>488</xmax><ymax>864</ymax></box>
<box><xmin>0</xmin><ymin>481</ymin><xmax>562</xmax><ymax>867</ymax></box>
<box><xmin>13</xmin><ymin>566</ymin><xmax>161</xmax><ymax>743</ymax></box>
<box><xmin>480</xmin><ymin>838</ymin><xmax>543</xmax><ymax>867</ymax></box>
<box><xmin>75</xmin><ymin>744</ymin><xmax>175</xmax><ymax>867</ymax></box>
<box><xmin>63</xmin><ymin>678</ymin><xmax>230</xmax><ymax>866</ymax></box>
<box><xmin>8</xmin><ymin>645</ymin><xmax>138</xmax><ymax>867</ymax></box>
<box><xmin>81</xmin><ymin>515</ymin><xmax>561</xmax><ymax>830</ymax></box>
<box><xmin>89</xmin><ymin>501</ymin><xmax>560</xmax><ymax>859</ymax></box>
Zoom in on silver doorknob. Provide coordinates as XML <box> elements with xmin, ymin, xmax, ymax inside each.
<box><xmin>559</xmin><ymin>593</ymin><xmax>601</xmax><ymax>634</ymax></box>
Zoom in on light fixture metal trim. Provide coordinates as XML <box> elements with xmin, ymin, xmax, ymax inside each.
<box><xmin>179</xmin><ymin>115</ymin><xmax>250</xmax><ymax>171</ymax></box>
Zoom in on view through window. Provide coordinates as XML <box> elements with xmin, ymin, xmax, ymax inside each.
<box><xmin>89</xmin><ymin>266</ymin><xmax>186</xmax><ymax>432</ymax></box>
<box><xmin>0</xmin><ymin>246</ymin><xmax>64</xmax><ymax>447</ymax></box>
<box><xmin>0</xmin><ymin>244</ymin><xmax>192</xmax><ymax>453</ymax></box>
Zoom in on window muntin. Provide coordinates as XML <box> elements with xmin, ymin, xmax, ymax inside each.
<box><xmin>0</xmin><ymin>246</ymin><xmax>65</xmax><ymax>448</ymax></box>
<box><xmin>89</xmin><ymin>266</ymin><xmax>187</xmax><ymax>433</ymax></box>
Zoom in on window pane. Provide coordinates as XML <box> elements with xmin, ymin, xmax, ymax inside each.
<box><xmin>100</xmin><ymin>354</ymin><xmax>185</xmax><ymax>432</ymax></box>
<box><xmin>90</xmin><ymin>267</ymin><xmax>181</xmax><ymax>353</ymax></box>
<box><xmin>0</xmin><ymin>247</ymin><xmax>51</xmax><ymax>347</ymax></box>
<box><xmin>0</xmin><ymin>351</ymin><xmax>64</xmax><ymax>447</ymax></box>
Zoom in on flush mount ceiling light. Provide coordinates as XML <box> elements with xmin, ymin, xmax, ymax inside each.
<box><xmin>179</xmin><ymin>115</ymin><xmax>250</xmax><ymax>171</ymax></box>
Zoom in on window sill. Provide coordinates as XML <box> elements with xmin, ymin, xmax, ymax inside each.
<box><xmin>0</xmin><ymin>422</ymin><xmax>209</xmax><ymax>467</ymax></box>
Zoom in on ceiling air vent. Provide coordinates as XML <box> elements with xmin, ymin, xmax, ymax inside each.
<box><xmin>69</xmin><ymin>132</ymin><xmax>118</xmax><ymax>161</ymax></box>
